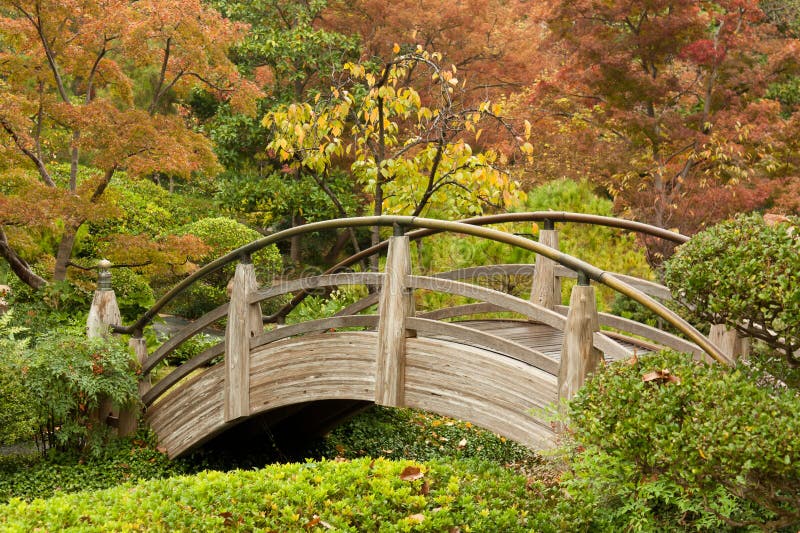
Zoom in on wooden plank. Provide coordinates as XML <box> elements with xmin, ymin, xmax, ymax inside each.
<box><xmin>249</xmin><ymin>272</ymin><xmax>385</xmax><ymax>305</ymax></box>
<box><xmin>433</xmin><ymin>264</ymin><xmax>536</xmax><ymax>280</ymax></box>
<box><xmin>375</xmin><ymin>236</ymin><xmax>413</xmax><ymax>407</ymax></box>
<box><xmin>142</xmin><ymin>342</ymin><xmax>224</xmax><ymax>407</ymax></box>
<box><xmin>709</xmin><ymin>324</ymin><xmax>745</xmax><ymax>363</ymax></box>
<box><xmin>250</xmin><ymin>315</ymin><xmax>378</xmax><ymax>350</ymax></box>
<box><xmin>418</xmin><ymin>302</ymin><xmax>505</xmax><ymax>321</ymax></box>
<box><xmin>142</xmin><ymin>303</ymin><xmax>228</xmax><ymax>375</ymax></box>
<box><xmin>530</xmin><ymin>229</ymin><xmax>560</xmax><ymax>309</ymax></box>
<box><xmin>407</xmin><ymin>317</ymin><xmax>558</xmax><ymax>375</ymax></box>
<box><xmin>559</xmin><ymin>285</ymin><xmax>603</xmax><ymax>404</ymax></box>
<box><xmin>408</xmin><ymin>275</ymin><xmax>567</xmax><ymax>330</ymax></box>
<box><xmin>224</xmin><ymin>261</ymin><xmax>261</xmax><ymax>422</ymax></box>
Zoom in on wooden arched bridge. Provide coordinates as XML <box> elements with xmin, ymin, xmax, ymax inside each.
<box><xmin>93</xmin><ymin>213</ymin><xmax>746</xmax><ymax>458</ymax></box>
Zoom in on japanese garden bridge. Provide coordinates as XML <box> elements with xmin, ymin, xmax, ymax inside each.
<box><xmin>91</xmin><ymin>213</ymin><xmax>747</xmax><ymax>458</ymax></box>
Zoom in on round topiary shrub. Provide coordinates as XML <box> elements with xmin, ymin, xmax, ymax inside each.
<box><xmin>663</xmin><ymin>213</ymin><xmax>800</xmax><ymax>364</ymax></box>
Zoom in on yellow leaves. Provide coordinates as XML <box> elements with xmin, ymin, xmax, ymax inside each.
<box><xmin>392</xmin><ymin>42</ymin><xmax>401</xmax><ymax>54</ymax></box>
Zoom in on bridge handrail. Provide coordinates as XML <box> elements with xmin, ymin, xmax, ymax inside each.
<box><xmin>430</xmin><ymin>264</ymin><xmax>673</xmax><ymax>302</ymax></box>
<box><xmin>265</xmin><ymin>212</ymin><xmax>686</xmax><ymax>322</ymax></box>
<box><xmin>114</xmin><ymin>215</ymin><xmax>724</xmax><ymax>363</ymax></box>
<box><xmin>115</xmin><ymin>212</ymin><xmax>685</xmax><ymax>336</ymax></box>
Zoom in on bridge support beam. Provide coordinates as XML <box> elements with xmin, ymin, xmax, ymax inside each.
<box><xmin>558</xmin><ymin>279</ymin><xmax>603</xmax><ymax>406</ymax></box>
<box><xmin>530</xmin><ymin>223</ymin><xmax>560</xmax><ymax>309</ymax></box>
<box><xmin>225</xmin><ymin>258</ymin><xmax>262</xmax><ymax>422</ymax></box>
<box><xmin>709</xmin><ymin>324</ymin><xmax>748</xmax><ymax>363</ymax></box>
<box><xmin>375</xmin><ymin>236</ymin><xmax>414</xmax><ymax>407</ymax></box>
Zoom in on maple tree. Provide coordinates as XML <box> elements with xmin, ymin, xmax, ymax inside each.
<box><xmin>0</xmin><ymin>0</ymin><xmax>260</xmax><ymax>289</ymax></box>
<box><xmin>322</xmin><ymin>0</ymin><xmax>543</xmax><ymax>99</ymax></box>
<box><xmin>263</xmin><ymin>48</ymin><xmax>529</xmax><ymax>268</ymax></box>
<box><xmin>527</xmin><ymin>0</ymin><xmax>800</xmax><ymax>261</ymax></box>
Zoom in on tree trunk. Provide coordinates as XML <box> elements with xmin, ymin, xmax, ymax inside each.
<box><xmin>53</xmin><ymin>227</ymin><xmax>79</xmax><ymax>282</ymax></box>
<box><xmin>0</xmin><ymin>227</ymin><xmax>47</xmax><ymax>290</ymax></box>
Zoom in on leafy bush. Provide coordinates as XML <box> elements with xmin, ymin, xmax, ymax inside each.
<box><xmin>663</xmin><ymin>214</ymin><xmax>800</xmax><ymax>364</ymax></box>
<box><xmin>0</xmin><ymin>457</ymin><xmax>556</xmax><ymax>531</ymax></box>
<box><xmin>111</xmin><ymin>267</ymin><xmax>155</xmax><ymax>322</ymax></box>
<box><xmin>171</xmin><ymin>217</ymin><xmax>283</xmax><ymax>318</ymax></box>
<box><xmin>23</xmin><ymin>330</ymin><xmax>140</xmax><ymax>457</ymax></box>
<box><xmin>0</xmin><ymin>312</ymin><xmax>36</xmax><ymax>445</ymax></box>
<box><xmin>0</xmin><ymin>431</ymin><xmax>187</xmax><ymax>503</ymax></box>
<box><xmin>562</xmin><ymin>350</ymin><xmax>800</xmax><ymax>530</ymax></box>
<box><xmin>314</xmin><ymin>406</ymin><xmax>539</xmax><ymax>468</ymax></box>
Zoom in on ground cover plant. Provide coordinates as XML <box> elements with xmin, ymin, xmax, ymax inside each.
<box><xmin>0</xmin><ymin>457</ymin><xmax>556</xmax><ymax>532</ymax></box>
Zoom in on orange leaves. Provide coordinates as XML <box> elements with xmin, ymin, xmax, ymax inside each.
<box><xmin>642</xmin><ymin>369</ymin><xmax>681</xmax><ymax>385</ymax></box>
<box><xmin>399</xmin><ymin>465</ymin><xmax>425</xmax><ymax>481</ymax></box>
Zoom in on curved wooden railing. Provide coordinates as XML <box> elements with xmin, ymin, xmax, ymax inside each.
<box><xmin>97</xmin><ymin>213</ymin><xmax>736</xmax><ymax>454</ymax></box>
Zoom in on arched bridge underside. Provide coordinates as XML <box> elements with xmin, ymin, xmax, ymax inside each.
<box><xmin>118</xmin><ymin>215</ymin><xmax>732</xmax><ymax>458</ymax></box>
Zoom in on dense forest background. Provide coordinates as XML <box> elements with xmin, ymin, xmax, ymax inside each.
<box><xmin>1</xmin><ymin>0</ymin><xmax>798</xmax><ymax>292</ymax></box>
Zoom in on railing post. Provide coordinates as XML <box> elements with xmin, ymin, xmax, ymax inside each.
<box><xmin>530</xmin><ymin>220</ymin><xmax>560</xmax><ymax>309</ymax></box>
<box><xmin>87</xmin><ymin>259</ymin><xmax>121</xmax><ymax>338</ymax></box>
<box><xmin>224</xmin><ymin>256</ymin><xmax>262</xmax><ymax>422</ymax></box>
<box><xmin>375</xmin><ymin>235</ymin><xmax>414</xmax><ymax>407</ymax></box>
<box><xmin>86</xmin><ymin>259</ymin><xmax>122</xmax><ymax>431</ymax></box>
<box><xmin>118</xmin><ymin>334</ymin><xmax>148</xmax><ymax>436</ymax></box>
<box><xmin>558</xmin><ymin>273</ymin><xmax>603</xmax><ymax>407</ymax></box>
<box><xmin>708</xmin><ymin>324</ymin><xmax>748</xmax><ymax>363</ymax></box>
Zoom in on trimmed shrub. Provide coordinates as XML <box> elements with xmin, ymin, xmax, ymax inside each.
<box><xmin>562</xmin><ymin>350</ymin><xmax>800</xmax><ymax>530</ymax></box>
<box><xmin>0</xmin><ymin>457</ymin><xmax>556</xmax><ymax>531</ymax></box>
<box><xmin>664</xmin><ymin>213</ymin><xmax>800</xmax><ymax>364</ymax></box>
<box><xmin>172</xmin><ymin>217</ymin><xmax>283</xmax><ymax>318</ymax></box>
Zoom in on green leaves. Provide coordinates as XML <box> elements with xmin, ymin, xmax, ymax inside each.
<box><xmin>663</xmin><ymin>213</ymin><xmax>800</xmax><ymax>363</ymax></box>
<box><xmin>564</xmin><ymin>350</ymin><xmax>800</xmax><ymax>529</ymax></box>
<box><xmin>0</xmin><ymin>457</ymin><xmax>548</xmax><ymax>531</ymax></box>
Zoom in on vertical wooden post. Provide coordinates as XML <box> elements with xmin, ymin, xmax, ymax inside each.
<box><xmin>375</xmin><ymin>235</ymin><xmax>414</xmax><ymax>407</ymax></box>
<box><xmin>558</xmin><ymin>276</ymin><xmax>603</xmax><ymax>406</ymax></box>
<box><xmin>224</xmin><ymin>257</ymin><xmax>262</xmax><ymax>422</ymax></box>
<box><xmin>87</xmin><ymin>259</ymin><xmax>121</xmax><ymax>339</ymax></box>
<box><xmin>530</xmin><ymin>221</ymin><xmax>560</xmax><ymax>309</ymax></box>
<box><xmin>86</xmin><ymin>259</ymin><xmax>122</xmax><ymax>430</ymax></box>
<box><xmin>709</xmin><ymin>324</ymin><xmax>748</xmax><ymax>363</ymax></box>
<box><xmin>118</xmin><ymin>335</ymin><xmax>148</xmax><ymax>436</ymax></box>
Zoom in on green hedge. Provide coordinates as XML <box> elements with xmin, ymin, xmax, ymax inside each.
<box><xmin>663</xmin><ymin>213</ymin><xmax>800</xmax><ymax>363</ymax></box>
<box><xmin>0</xmin><ymin>458</ymin><xmax>556</xmax><ymax>532</ymax></box>
<box><xmin>561</xmin><ymin>350</ymin><xmax>800</xmax><ymax>530</ymax></box>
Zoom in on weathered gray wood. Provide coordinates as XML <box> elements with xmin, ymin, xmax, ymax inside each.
<box><xmin>408</xmin><ymin>275</ymin><xmax>567</xmax><ymax>330</ymax></box>
<box><xmin>149</xmin><ymin>330</ymin><xmax>560</xmax><ymax>458</ymax></box>
<box><xmin>86</xmin><ymin>264</ymin><xmax>121</xmax><ymax>430</ymax></box>
<box><xmin>142</xmin><ymin>303</ymin><xmax>228</xmax><ymax>375</ymax></box>
<box><xmin>559</xmin><ymin>284</ymin><xmax>603</xmax><ymax>404</ymax></box>
<box><xmin>118</xmin><ymin>336</ymin><xmax>149</xmax><ymax>436</ymax></box>
<box><xmin>224</xmin><ymin>261</ymin><xmax>261</xmax><ymax>422</ymax></box>
<box><xmin>530</xmin><ymin>229</ymin><xmax>560</xmax><ymax>309</ymax></box>
<box><xmin>406</xmin><ymin>317</ymin><xmax>558</xmax><ymax>375</ymax></box>
<box><xmin>86</xmin><ymin>290</ymin><xmax>121</xmax><ymax>339</ymax></box>
<box><xmin>418</xmin><ymin>302</ymin><xmax>505</xmax><ymax>321</ymax></box>
<box><xmin>555</xmin><ymin>305</ymin><xmax>702</xmax><ymax>356</ymax></box>
<box><xmin>709</xmin><ymin>324</ymin><xmax>747</xmax><ymax>363</ymax></box>
<box><xmin>248</xmin><ymin>272</ymin><xmax>384</xmax><ymax>305</ymax></box>
<box><xmin>375</xmin><ymin>236</ymin><xmax>413</xmax><ymax>407</ymax></box>
<box><xmin>250</xmin><ymin>315</ymin><xmax>379</xmax><ymax>349</ymax></box>
<box><xmin>142</xmin><ymin>342</ymin><xmax>224</xmax><ymax>407</ymax></box>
